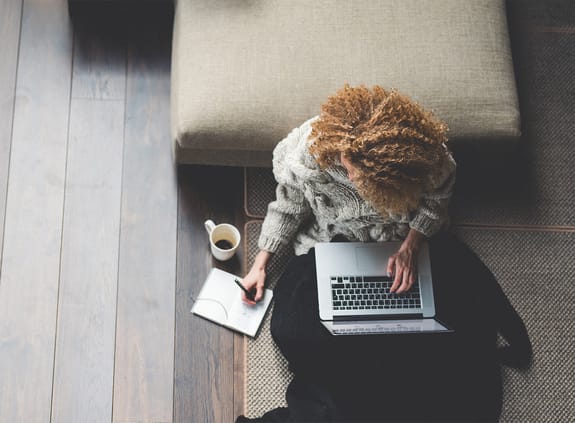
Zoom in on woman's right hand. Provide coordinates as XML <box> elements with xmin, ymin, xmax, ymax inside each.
<box><xmin>241</xmin><ymin>250</ymin><xmax>272</xmax><ymax>305</ymax></box>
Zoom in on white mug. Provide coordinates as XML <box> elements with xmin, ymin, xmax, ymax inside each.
<box><xmin>204</xmin><ymin>219</ymin><xmax>241</xmax><ymax>261</ymax></box>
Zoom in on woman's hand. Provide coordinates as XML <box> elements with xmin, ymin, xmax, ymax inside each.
<box><xmin>241</xmin><ymin>250</ymin><xmax>272</xmax><ymax>305</ymax></box>
<box><xmin>387</xmin><ymin>229</ymin><xmax>425</xmax><ymax>294</ymax></box>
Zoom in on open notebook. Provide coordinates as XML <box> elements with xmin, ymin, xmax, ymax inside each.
<box><xmin>191</xmin><ymin>268</ymin><xmax>273</xmax><ymax>337</ymax></box>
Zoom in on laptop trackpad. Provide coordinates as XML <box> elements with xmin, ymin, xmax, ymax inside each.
<box><xmin>355</xmin><ymin>245</ymin><xmax>391</xmax><ymax>273</ymax></box>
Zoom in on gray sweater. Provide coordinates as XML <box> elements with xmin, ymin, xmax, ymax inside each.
<box><xmin>258</xmin><ymin>117</ymin><xmax>457</xmax><ymax>256</ymax></box>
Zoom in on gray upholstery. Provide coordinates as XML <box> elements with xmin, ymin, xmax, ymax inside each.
<box><xmin>172</xmin><ymin>0</ymin><xmax>521</xmax><ymax>167</ymax></box>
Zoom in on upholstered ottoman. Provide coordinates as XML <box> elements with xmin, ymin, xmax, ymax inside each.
<box><xmin>171</xmin><ymin>0</ymin><xmax>520</xmax><ymax>167</ymax></box>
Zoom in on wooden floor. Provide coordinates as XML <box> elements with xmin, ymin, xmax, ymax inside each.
<box><xmin>2</xmin><ymin>1</ymin><xmax>572</xmax><ymax>422</ymax></box>
<box><xmin>0</xmin><ymin>1</ymin><xmax>246</xmax><ymax>422</ymax></box>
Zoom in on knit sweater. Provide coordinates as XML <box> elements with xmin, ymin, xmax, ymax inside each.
<box><xmin>258</xmin><ymin>117</ymin><xmax>457</xmax><ymax>256</ymax></box>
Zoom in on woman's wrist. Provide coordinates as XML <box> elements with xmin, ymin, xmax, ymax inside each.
<box><xmin>401</xmin><ymin>229</ymin><xmax>425</xmax><ymax>252</ymax></box>
<box><xmin>254</xmin><ymin>250</ymin><xmax>273</xmax><ymax>269</ymax></box>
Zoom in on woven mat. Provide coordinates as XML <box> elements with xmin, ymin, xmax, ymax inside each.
<box><xmin>244</xmin><ymin>221</ymin><xmax>294</xmax><ymax>416</ymax></box>
<box><xmin>244</xmin><ymin>221</ymin><xmax>575</xmax><ymax>421</ymax></box>
<box><xmin>244</xmin><ymin>168</ymin><xmax>277</xmax><ymax>219</ymax></box>
<box><xmin>450</xmin><ymin>228</ymin><xmax>575</xmax><ymax>422</ymax></box>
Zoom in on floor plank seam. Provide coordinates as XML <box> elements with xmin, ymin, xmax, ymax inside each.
<box><xmin>110</xmin><ymin>33</ymin><xmax>129</xmax><ymax>422</ymax></box>
<box><xmin>0</xmin><ymin>0</ymin><xmax>25</xmax><ymax>277</ymax></box>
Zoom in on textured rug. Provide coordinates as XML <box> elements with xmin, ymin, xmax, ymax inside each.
<box><xmin>244</xmin><ymin>221</ymin><xmax>575</xmax><ymax>421</ymax></box>
<box><xmin>243</xmin><ymin>221</ymin><xmax>294</xmax><ymax>416</ymax></box>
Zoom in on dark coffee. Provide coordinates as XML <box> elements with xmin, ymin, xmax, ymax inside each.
<box><xmin>215</xmin><ymin>239</ymin><xmax>234</xmax><ymax>250</ymax></box>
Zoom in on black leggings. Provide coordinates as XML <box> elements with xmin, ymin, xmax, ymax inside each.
<box><xmin>270</xmin><ymin>232</ymin><xmax>530</xmax><ymax>422</ymax></box>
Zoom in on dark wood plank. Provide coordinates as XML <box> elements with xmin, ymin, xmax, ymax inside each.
<box><xmin>0</xmin><ymin>0</ymin><xmax>22</xmax><ymax>267</ymax></box>
<box><xmin>51</xmin><ymin>97</ymin><xmax>125</xmax><ymax>421</ymax></box>
<box><xmin>51</xmin><ymin>99</ymin><xmax>124</xmax><ymax>422</ymax></box>
<box><xmin>234</xmin><ymin>333</ymin><xmax>246</xmax><ymax>418</ymax></box>
<box><xmin>51</xmin><ymin>21</ymin><xmax>127</xmax><ymax>421</ymax></box>
<box><xmin>113</xmin><ymin>26</ymin><xmax>177</xmax><ymax>422</ymax></box>
<box><xmin>175</xmin><ymin>165</ymin><xmax>245</xmax><ymax>423</ymax></box>
<box><xmin>0</xmin><ymin>0</ymin><xmax>73</xmax><ymax>421</ymax></box>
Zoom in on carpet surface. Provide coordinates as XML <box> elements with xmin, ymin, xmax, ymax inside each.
<box><xmin>244</xmin><ymin>168</ymin><xmax>278</xmax><ymax>219</ymax></box>
<box><xmin>244</xmin><ymin>222</ymin><xmax>575</xmax><ymax>421</ymax></box>
<box><xmin>244</xmin><ymin>221</ymin><xmax>294</xmax><ymax>416</ymax></box>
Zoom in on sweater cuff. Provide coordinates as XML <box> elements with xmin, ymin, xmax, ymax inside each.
<box><xmin>257</xmin><ymin>234</ymin><xmax>286</xmax><ymax>254</ymax></box>
<box><xmin>409</xmin><ymin>213</ymin><xmax>440</xmax><ymax>238</ymax></box>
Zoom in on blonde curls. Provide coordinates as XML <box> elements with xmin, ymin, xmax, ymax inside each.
<box><xmin>309</xmin><ymin>84</ymin><xmax>449</xmax><ymax>215</ymax></box>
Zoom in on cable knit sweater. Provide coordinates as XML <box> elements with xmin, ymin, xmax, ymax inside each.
<box><xmin>258</xmin><ymin>117</ymin><xmax>457</xmax><ymax>256</ymax></box>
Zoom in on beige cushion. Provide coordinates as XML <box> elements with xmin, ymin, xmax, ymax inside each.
<box><xmin>172</xmin><ymin>0</ymin><xmax>520</xmax><ymax>167</ymax></box>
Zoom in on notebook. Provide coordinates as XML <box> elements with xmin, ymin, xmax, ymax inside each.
<box><xmin>191</xmin><ymin>268</ymin><xmax>273</xmax><ymax>337</ymax></box>
<box><xmin>315</xmin><ymin>241</ymin><xmax>451</xmax><ymax>335</ymax></box>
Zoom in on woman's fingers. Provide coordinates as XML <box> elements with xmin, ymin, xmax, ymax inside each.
<box><xmin>241</xmin><ymin>277</ymin><xmax>257</xmax><ymax>304</ymax></box>
<box><xmin>241</xmin><ymin>254</ymin><xmax>269</xmax><ymax>305</ymax></box>
<box><xmin>387</xmin><ymin>255</ymin><xmax>396</xmax><ymax>277</ymax></box>
<box><xmin>254</xmin><ymin>284</ymin><xmax>265</xmax><ymax>302</ymax></box>
<box><xmin>242</xmin><ymin>287</ymin><xmax>257</xmax><ymax>304</ymax></box>
<box><xmin>389</xmin><ymin>253</ymin><xmax>416</xmax><ymax>294</ymax></box>
<box><xmin>390</xmin><ymin>264</ymin><xmax>402</xmax><ymax>293</ymax></box>
<box><xmin>242</xmin><ymin>274</ymin><xmax>266</xmax><ymax>305</ymax></box>
<box><xmin>395</xmin><ymin>268</ymin><xmax>413</xmax><ymax>294</ymax></box>
<box><xmin>389</xmin><ymin>255</ymin><xmax>403</xmax><ymax>293</ymax></box>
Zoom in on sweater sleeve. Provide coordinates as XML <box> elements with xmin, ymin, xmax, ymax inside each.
<box><xmin>257</xmin><ymin>124</ymin><xmax>314</xmax><ymax>253</ymax></box>
<box><xmin>409</xmin><ymin>151</ymin><xmax>457</xmax><ymax>237</ymax></box>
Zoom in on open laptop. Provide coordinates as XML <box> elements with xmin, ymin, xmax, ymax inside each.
<box><xmin>316</xmin><ymin>241</ymin><xmax>452</xmax><ymax>335</ymax></box>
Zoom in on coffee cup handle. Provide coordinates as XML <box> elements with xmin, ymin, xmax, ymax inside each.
<box><xmin>204</xmin><ymin>219</ymin><xmax>216</xmax><ymax>235</ymax></box>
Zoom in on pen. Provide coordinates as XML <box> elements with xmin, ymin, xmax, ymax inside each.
<box><xmin>234</xmin><ymin>278</ymin><xmax>254</xmax><ymax>300</ymax></box>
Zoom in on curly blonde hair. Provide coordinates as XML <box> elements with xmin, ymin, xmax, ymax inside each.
<box><xmin>309</xmin><ymin>84</ymin><xmax>450</xmax><ymax>215</ymax></box>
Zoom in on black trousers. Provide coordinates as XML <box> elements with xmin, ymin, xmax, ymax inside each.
<box><xmin>268</xmin><ymin>232</ymin><xmax>531</xmax><ymax>422</ymax></box>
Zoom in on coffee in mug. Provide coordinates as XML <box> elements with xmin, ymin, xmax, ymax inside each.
<box><xmin>204</xmin><ymin>220</ymin><xmax>241</xmax><ymax>261</ymax></box>
<box><xmin>215</xmin><ymin>239</ymin><xmax>234</xmax><ymax>250</ymax></box>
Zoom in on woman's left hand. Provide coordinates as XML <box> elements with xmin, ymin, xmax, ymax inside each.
<box><xmin>387</xmin><ymin>229</ymin><xmax>425</xmax><ymax>294</ymax></box>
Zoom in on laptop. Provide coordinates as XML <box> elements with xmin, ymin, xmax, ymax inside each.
<box><xmin>315</xmin><ymin>241</ymin><xmax>452</xmax><ymax>335</ymax></box>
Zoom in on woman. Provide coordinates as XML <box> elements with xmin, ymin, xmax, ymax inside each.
<box><xmin>237</xmin><ymin>85</ymin><xmax>530</xmax><ymax>422</ymax></box>
<box><xmin>242</xmin><ymin>84</ymin><xmax>456</xmax><ymax>303</ymax></box>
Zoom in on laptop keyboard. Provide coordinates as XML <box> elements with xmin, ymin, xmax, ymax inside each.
<box><xmin>330</xmin><ymin>275</ymin><xmax>421</xmax><ymax>311</ymax></box>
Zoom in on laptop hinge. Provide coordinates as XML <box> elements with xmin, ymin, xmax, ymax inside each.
<box><xmin>332</xmin><ymin>313</ymin><xmax>424</xmax><ymax>321</ymax></box>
